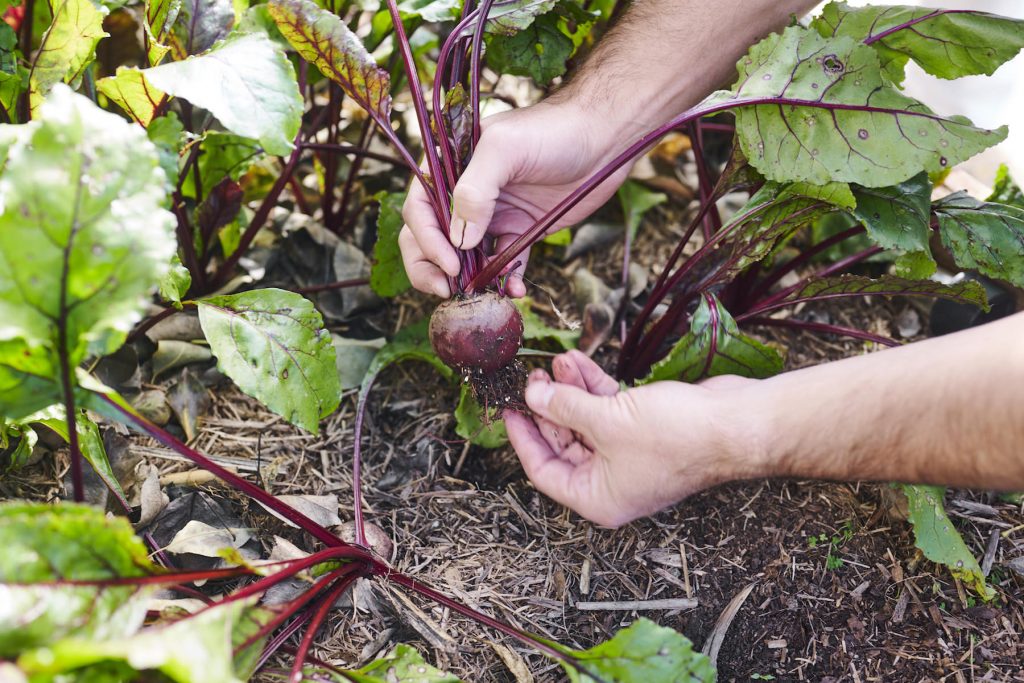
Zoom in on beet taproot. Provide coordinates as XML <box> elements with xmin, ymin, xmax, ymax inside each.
<box><xmin>429</xmin><ymin>291</ymin><xmax>523</xmax><ymax>374</ymax></box>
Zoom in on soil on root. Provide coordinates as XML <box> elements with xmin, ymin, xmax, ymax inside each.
<box><xmin>463</xmin><ymin>358</ymin><xmax>528</xmax><ymax>414</ymax></box>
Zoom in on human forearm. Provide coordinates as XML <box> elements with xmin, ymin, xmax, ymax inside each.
<box><xmin>737</xmin><ymin>313</ymin><xmax>1024</xmax><ymax>490</ymax></box>
<box><xmin>553</xmin><ymin>0</ymin><xmax>819</xmax><ymax>137</ymax></box>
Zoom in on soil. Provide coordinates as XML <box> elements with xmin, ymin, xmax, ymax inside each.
<box><xmin>6</xmin><ymin>178</ymin><xmax>1024</xmax><ymax>683</ymax></box>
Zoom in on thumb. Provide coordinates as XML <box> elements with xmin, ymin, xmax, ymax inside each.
<box><xmin>525</xmin><ymin>380</ymin><xmax>608</xmax><ymax>437</ymax></box>
<box><xmin>449</xmin><ymin>132</ymin><xmax>514</xmax><ymax>250</ymax></box>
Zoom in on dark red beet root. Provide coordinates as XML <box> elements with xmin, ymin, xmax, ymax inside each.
<box><xmin>429</xmin><ymin>292</ymin><xmax>524</xmax><ymax>375</ymax></box>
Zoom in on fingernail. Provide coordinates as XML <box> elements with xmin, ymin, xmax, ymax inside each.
<box><xmin>449</xmin><ymin>216</ymin><xmax>466</xmax><ymax>247</ymax></box>
<box><xmin>433</xmin><ymin>283</ymin><xmax>450</xmax><ymax>298</ymax></box>
<box><xmin>463</xmin><ymin>222</ymin><xmax>479</xmax><ymax>247</ymax></box>
<box><xmin>525</xmin><ymin>381</ymin><xmax>554</xmax><ymax>410</ymax></box>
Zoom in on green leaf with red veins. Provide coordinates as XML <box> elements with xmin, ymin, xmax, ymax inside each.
<box><xmin>641</xmin><ymin>294</ymin><xmax>783</xmax><ymax>384</ymax></box>
<box><xmin>933</xmin><ymin>192</ymin><xmax>1024</xmax><ymax>287</ymax></box>
<box><xmin>704</xmin><ymin>25</ymin><xmax>1005</xmax><ymax>187</ymax></box>
<box><xmin>0</xmin><ymin>87</ymin><xmax>175</xmax><ymax>420</ymax></box>
<box><xmin>0</xmin><ymin>503</ymin><xmax>155</xmax><ymax>657</ymax></box>
<box><xmin>96</xmin><ymin>67</ymin><xmax>168</xmax><ymax>126</ymax></box>
<box><xmin>485</xmin><ymin>11</ymin><xmax>574</xmax><ymax>85</ymax></box>
<box><xmin>197</xmin><ymin>289</ymin><xmax>340</xmax><ymax>434</ymax></box>
<box><xmin>812</xmin><ymin>3</ymin><xmax>1024</xmax><ymax>85</ymax></box>
<box><xmin>168</xmin><ymin>0</ymin><xmax>236</xmax><ymax>59</ymax></box>
<box><xmin>556</xmin><ymin>618</ymin><xmax>715</xmax><ymax>683</ymax></box>
<box><xmin>144</xmin><ymin>0</ymin><xmax>181</xmax><ymax>64</ymax></box>
<box><xmin>851</xmin><ymin>172</ymin><xmax>932</xmax><ymax>252</ymax></box>
<box><xmin>29</xmin><ymin>0</ymin><xmax>108</xmax><ymax>105</ymax></box>
<box><xmin>142</xmin><ymin>33</ymin><xmax>302</xmax><ymax>156</ymax></box>
<box><xmin>711</xmin><ymin>181</ymin><xmax>850</xmax><ymax>285</ymax></box>
<box><xmin>268</xmin><ymin>0</ymin><xmax>392</xmax><ymax>128</ymax></box>
<box><xmin>901</xmin><ymin>485</ymin><xmax>994</xmax><ymax>600</ymax></box>
<box><xmin>773</xmin><ymin>274</ymin><xmax>989</xmax><ymax>310</ymax></box>
<box><xmin>440</xmin><ymin>83</ymin><xmax>472</xmax><ymax>161</ymax></box>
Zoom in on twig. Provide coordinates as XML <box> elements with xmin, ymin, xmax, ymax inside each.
<box><xmin>575</xmin><ymin>598</ymin><xmax>698</xmax><ymax>611</ymax></box>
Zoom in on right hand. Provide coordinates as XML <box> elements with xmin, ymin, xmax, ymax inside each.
<box><xmin>399</xmin><ymin>100</ymin><xmax>631</xmax><ymax>297</ymax></box>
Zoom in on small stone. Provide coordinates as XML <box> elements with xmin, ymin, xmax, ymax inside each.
<box><xmin>896</xmin><ymin>308</ymin><xmax>922</xmax><ymax>338</ymax></box>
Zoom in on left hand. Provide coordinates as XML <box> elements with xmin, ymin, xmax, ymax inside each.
<box><xmin>503</xmin><ymin>351</ymin><xmax>766</xmax><ymax>527</ymax></box>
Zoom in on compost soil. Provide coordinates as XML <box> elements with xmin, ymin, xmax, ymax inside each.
<box><xmin>6</xmin><ymin>203</ymin><xmax>1022</xmax><ymax>683</ymax></box>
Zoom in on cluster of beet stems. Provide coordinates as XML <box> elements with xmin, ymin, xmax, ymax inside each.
<box><xmin>50</xmin><ymin>1</ymin><xmax>970</xmax><ymax>678</ymax></box>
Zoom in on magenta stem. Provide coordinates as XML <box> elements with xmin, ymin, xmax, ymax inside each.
<box><xmin>101</xmin><ymin>395</ymin><xmax>353</xmax><ymax>550</ymax></box>
<box><xmin>743</xmin><ymin>316</ymin><xmax>899</xmax><ymax>347</ymax></box>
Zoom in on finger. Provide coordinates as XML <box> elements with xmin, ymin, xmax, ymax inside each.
<box><xmin>534</xmin><ymin>413</ymin><xmax>576</xmax><ymax>454</ymax></box>
<box><xmin>552</xmin><ymin>351</ymin><xmax>620</xmax><ymax>396</ymax></box>
<box><xmin>504</xmin><ymin>412</ymin><xmax>584</xmax><ymax>510</ymax></box>
<box><xmin>524</xmin><ymin>378</ymin><xmax>610</xmax><ymax>436</ymax></box>
<box><xmin>493</xmin><ymin>231</ymin><xmax>531</xmax><ymax>298</ymax></box>
<box><xmin>399</xmin><ymin>226</ymin><xmax>451</xmax><ymax>297</ymax></box>
<box><xmin>449</xmin><ymin>129</ymin><xmax>515</xmax><ymax>249</ymax></box>
<box><xmin>402</xmin><ymin>181</ymin><xmax>461</xmax><ymax>277</ymax></box>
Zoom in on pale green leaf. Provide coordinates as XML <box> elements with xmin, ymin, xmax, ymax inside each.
<box><xmin>813</xmin><ymin>3</ymin><xmax>1024</xmax><ymax>85</ymax></box>
<box><xmin>484</xmin><ymin>0</ymin><xmax>557</xmax><ymax>36</ymax></box>
<box><xmin>316</xmin><ymin>643</ymin><xmax>462</xmax><ymax>682</ymax></box>
<box><xmin>144</xmin><ymin>0</ymin><xmax>181</xmax><ymax>64</ymax></box>
<box><xmin>197</xmin><ymin>289</ymin><xmax>340</xmax><ymax>433</ymax></box>
<box><xmin>17</xmin><ymin>598</ymin><xmax>269</xmax><ymax>683</ymax></box>
<box><xmin>617</xmin><ymin>180</ymin><xmax>666</xmax><ymax>240</ymax></box>
<box><xmin>711</xmin><ymin>25</ymin><xmax>1006</xmax><ymax>187</ymax></box>
<box><xmin>0</xmin><ymin>503</ymin><xmax>155</xmax><ymax>656</ymax></box>
<box><xmin>0</xmin><ymin>87</ymin><xmax>175</xmax><ymax>418</ymax></box>
<box><xmin>642</xmin><ymin>294</ymin><xmax>783</xmax><ymax>384</ymax></box>
<box><xmin>558</xmin><ymin>618</ymin><xmax>715</xmax><ymax>683</ymax></box>
<box><xmin>160</xmin><ymin>255</ymin><xmax>192</xmax><ymax>307</ymax></box>
<box><xmin>455</xmin><ymin>383</ymin><xmax>506</xmax><ymax>448</ymax></box>
<box><xmin>515</xmin><ymin>297</ymin><xmax>578</xmax><ymax>350</ymax></box>
<box><xmin>142</xmin><ymin>33</ymin><xmax>302</xmax><ymax>156</ymax></box>
<box><xmin>901</xmin><ymin>485</ymin><xmax>994</xmax><ymax>599</ymax></box>
<box><xmin>370</xmin><ymin>192</ymin><xmax>411</xmax><ymax>297</ymax></box>
<box><xmin>933</xmin><ymin>192</ymin><xmax>1024</xmax><ymax>287</ymax></box>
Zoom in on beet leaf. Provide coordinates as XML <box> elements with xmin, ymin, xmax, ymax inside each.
<box><xmin>901</xmin><ymin>485</ymin><xmax>994</xmax><ymax>600</ymax></box>
<box><xmin>196</xmin><ymin>289</ymin><xmax>341</xmax><ymax>434</ymax></box>
<box><xmin>812</xmin><ymin>3</ymin><xmax>1024</xmax><ymax>84</ymax></box>
<box><xmin>933</xmin><ymin>192</ymin><xmax>1024</xmax><ymax>287</ymax></box>
<box><xmin>0</xmin><ymin>503</ymin><xmax>155</xmax><ymax>656</ymax></box>
<box><xmin>142</xmin><ymin>33</ymin><xmax>303</xmax><ymax>156</ymax></box>
<box><xmin>553</xmin><ymin>617</ymin><xmax>715</xmax><ymax>683</ymax></box>
<box><xmin>0</xmin><ymin>87</ymin><xmax>175</xmax><ymax>420</ymax></box>
<box><xmin>641</xmin><ymin>293</ymin><xmax>783</xmax><ymax>384</ymax></box>
<box><xmin>705</xmin><ymin>24</ymin><xmax>1006</xmax><ymax>187</ymax></box>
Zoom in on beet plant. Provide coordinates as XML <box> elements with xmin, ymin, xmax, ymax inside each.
<box><xmin>0</xmin><ymin>0</ymin><xmax>714</xmax><ymax>680</ymax></box>
<box><xmin>268</xmin><ymin>0</ymin><xmax>1024</xmax><ymax>598</ymax></box>
<box><xmin>0</xmin><ymin>0</ymin><xmax>1022</xmax><ymax>679</ymax></box>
